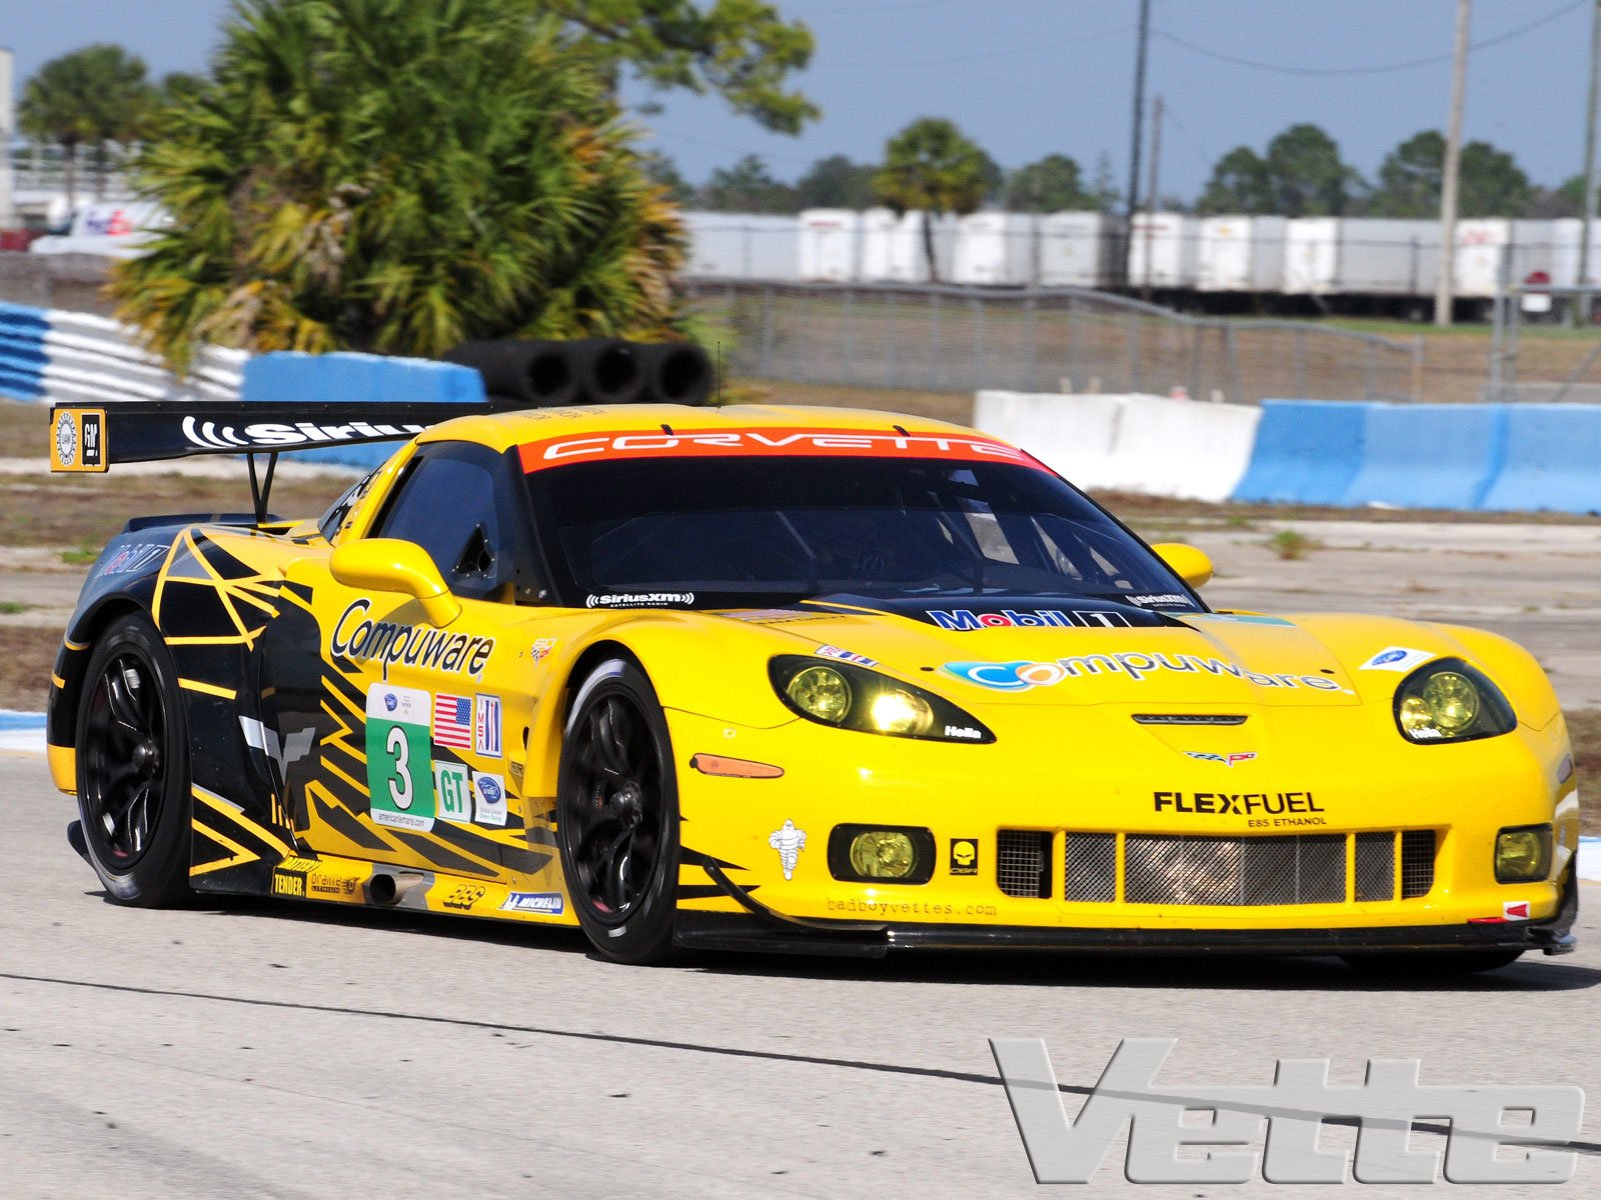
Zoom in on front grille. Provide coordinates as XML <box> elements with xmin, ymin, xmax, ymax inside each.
<box><xmin>1125</xmin><ymin>833</ymin><xmax>1345</xmax><ymax>906</ymax></box>
<box><xmin>1063</xmin><ymin>833</ymin><xmax>1117</xmax><ymax>902</ymax></box>
<box><xmin>1401</xmin><ymin>830</ymin><xmax>1436</xmax><ymax>898</ymax></box>
<box><xmin>997</xmin><ymin>830</ymin><xmax>1052</xmax><ymax>898</ymax></box>
<box><xmin>992</xmin><ymin>829</ymin><xmax>1434</xmax><ymax>905</ymax></box>
<box><xmin>1354</xmin><ymin>831</ymin><xmax>1395</xmax><ymax>902</ymax></box>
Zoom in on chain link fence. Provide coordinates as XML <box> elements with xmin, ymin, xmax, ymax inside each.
<box><xmin>686</xmin><ymin>280</ymin><xmax>1420</xmax><ymax>405</ymax></box>
<box><xmin>1487</xmin><ymin>283</ymin><xmax>1601</xmax><ymax>403</ymax></box>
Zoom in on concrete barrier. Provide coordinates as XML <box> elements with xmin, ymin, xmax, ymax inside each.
<box><xmin>1477</xmin><ymin>403</ymin><xmax>1601</xmax><ymax>514</ymax></box>
<box><xmin>1099</xmin><ymin>393</ymin><xmax>1262</xmax><ymax>500</ymax></box>
<box><xmin>1340</xmin><ymin>403</ymin><xmax>1505</xmax><ymax>510</ymax></box>
<box><xmin>972</xmin><ymin>390</ymin><xmax>1260</xmax><ymax>501</ymax></box>
<box><xmin>973</xmin><ymin>390</ymin><xmax>1124</xmax><ymax>489</ymax></box>
<box><xmin>1230</xmin><ymin>400</ymin><xmax>1367</xmax><ymax>505</ymax></box>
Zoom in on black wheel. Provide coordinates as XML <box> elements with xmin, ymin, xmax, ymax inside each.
<box><xmin>1340</xmin><ymin>950</ymin><xmax>1524</xmax><ymax>977</ymax></box>
<box><xmin>75</xmin><ymin>613</ymin><xmax>191</xmax><ymax>906</ymax></box>
<box><xmin>556</xmin><ymin>659</ymin><xmax>680</xmax><ymax>964</ymax></box>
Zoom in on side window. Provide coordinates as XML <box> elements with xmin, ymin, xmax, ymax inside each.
<box><xmin>374</xmin><ymin>445</ymin><xmax>540</xmax><ymax>602</ymax></box>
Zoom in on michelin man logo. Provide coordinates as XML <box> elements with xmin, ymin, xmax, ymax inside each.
<box><xmin>768</xmin><ymin>820</ymin><xmax>807</xmax><ymax>880</ymax></box>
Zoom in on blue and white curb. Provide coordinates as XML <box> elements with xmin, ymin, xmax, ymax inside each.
<box><xmin>0</xmin><ymin>710</ymin><xmax>47</xmax><ymax>754</ymax></box>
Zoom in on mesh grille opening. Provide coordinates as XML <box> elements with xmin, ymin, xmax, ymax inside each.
<box><xmin>1064</xmin><ymin>833</ymin><xmax>1117</xmax><ymax>902</ymax></box>
<box><xmin>1124</xmin><ymin>834</ymin><xmax>1345</xmax><ymax>906</ymax></box>
<box><xmin>1400</xmin><ymin>830</ymin><xmax>1436</xmax><ymax>898</ymax></box>
<box><xmin>1354</xmin><ymin>832</ymin><xmax>1396</xmax><ymax>902</ymax></box>
<box><xmin>997</xmin><ymin>830</ymin><xmax>1052</xmax><ymax>898</ymax></box>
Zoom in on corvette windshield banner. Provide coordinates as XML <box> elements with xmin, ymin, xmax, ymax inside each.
<box><xmin>518</xmin><ymin>427</ymin><xmax>1045</xmax><ymax>472</ymax></box>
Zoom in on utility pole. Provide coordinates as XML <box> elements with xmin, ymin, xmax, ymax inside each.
<box><xmin>1125</xmin><ymin>0</ymin><xmax>1151</xmax><ymax>289</ymax></box>
<box><xmin>1143</xmin><ymin>94</ymin><xmax>1164</xmax><ymax>302</ymax></box>
<box><xmin>1579</xmin><ymin>0</ymin><xmax>1601</xmax><ymax>323</ymax></box>
<box><xmin>0</xmin><ymin>49</ymin><xmax>13</xmax><ymax>230</ymax></box>
<box><xmin>1435</xmin><ymin>0</ymin><xmax>1471</xmax><ymax>327</ymax></box>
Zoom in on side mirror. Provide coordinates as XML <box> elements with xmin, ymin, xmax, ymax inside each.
<box><xmin>1150</xmin><ymin>542</ymin><xmax>1213</xmax><ymax>590</ymax></box>
<box><xmin>329</xmin><ymin>539</ymin><xmax>462</xmax><ymax>627</ymax></box>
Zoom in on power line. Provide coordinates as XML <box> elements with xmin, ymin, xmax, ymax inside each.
<box><xmin>1154</xmin><ymin>0</ymin><xmax>1585</xmax><ymax>77</ymax></box>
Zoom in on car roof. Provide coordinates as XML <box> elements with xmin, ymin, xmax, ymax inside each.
<box><xmin>413</xmin><ymin>403</ymin><xmax>987</xmax><ymax>453</ymax></box>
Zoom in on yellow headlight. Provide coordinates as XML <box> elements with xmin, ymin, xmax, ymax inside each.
<box><xmin>1495</xmin><ymin>827</ymin><xmax>1550</xmax><ymax>882</ymax></box>
<box><xmin>849</xmin><ymin>830</ymin><xmax>917</xmax><ymax>879</ymax></box>
<box><xmin>1399</xmin><ymin>669</ymin><xmax>1481</xmax><ymax>738</ymax></box>
<box><xmin>1421</xmin><ymin>671</ymin><xmax>1479</xmax><ymax>733</ymax></box>
<box><xmin>868</xmin><ymin>688</ymin><xmax>933</xmax><ymax>735</ymax></box>
<box><xmin>785</xmin><ymin>665</ymin><xmax>852</xmax><ymax>723</ymax></box>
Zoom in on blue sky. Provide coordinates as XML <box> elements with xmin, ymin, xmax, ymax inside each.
<box><xmin>6</xmin><ymin>0</ymin><xmax>1593</xmax><ymax>198</ymax></box>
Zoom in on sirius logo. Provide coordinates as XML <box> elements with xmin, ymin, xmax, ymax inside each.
<box><xmin>181</xmin><ymin>416</ymin><xmax>424</xmax><ymax>450</ymax></box>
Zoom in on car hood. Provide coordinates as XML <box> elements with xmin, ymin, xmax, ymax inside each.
<box><xmin>710</xmin><ymin>595</ymin><xmax>1364</xmax><ymax>709</ymax></box>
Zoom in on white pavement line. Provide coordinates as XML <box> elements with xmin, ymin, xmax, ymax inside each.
<box><xmin>0</xmin><ymin>710</ymin><xmax>47</xmax><ymax>755</ymax></box>
<box><xmin>1580</xmin><ymin>837</ymin><xmax>1601</xmax><ymax>883</ymax></box>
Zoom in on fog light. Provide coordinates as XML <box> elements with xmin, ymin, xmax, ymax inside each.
<box><xmin>868</xmin><ymin>688</ymin><xmax>933</xmax><ymax>735</ymax></box>
<box><xmin>849</xmin><ymin>830</ymin><xmax>917</xmax><ymax>879</ymax></box>
<box><xmin>1495</xmin><ymin>826</ymin><xmax>1551</xmax><ymax>883</ymax></box>
<box><xmin>785</xmin><ymin>665</ymin><xmax>852</xmax><ymax>724</ymax></box>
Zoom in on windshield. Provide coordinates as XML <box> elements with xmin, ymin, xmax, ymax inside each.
<box><xmin>525</xmin><ymin>455</ymin><xmax>1199</xmax><ymax>611</ymax></box>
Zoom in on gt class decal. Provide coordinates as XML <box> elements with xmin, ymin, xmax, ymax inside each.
<box><xmin>943</xmin><ymin>654</ymin><xmax>1345</xmax><ymax>692</ymax></box>
<box><xmin>365</xmin><ymin>684</ymin><xmax>435</xmax><ymax>830</ymax></box>
<box><xmin>519</xmin><ymin>427</ymin><xmax>1040</xmax><ymax>472</ymax></box>
<box><xmin>331</xmin><ymin>598</ymin><xmax>494</xmax><ymax>679</ymax></box>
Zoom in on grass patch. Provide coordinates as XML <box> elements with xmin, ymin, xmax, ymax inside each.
<box><xmin>1268</xmin><ymin>529</ymin><xmax>1321</xmax><ymax>560</ymax></box>
<box><xmin>59</xmin><ymin>545</ymin><xmax>99</xmax><ymax>565</ymax></box>
<box><xmin>0</xmin><ymin>600</ymin><xmax>29</xmax><ymax>614</ymax></box>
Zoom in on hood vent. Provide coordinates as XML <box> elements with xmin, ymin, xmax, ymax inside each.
<box><xmin>1132</xmin><ymin>714</ymin><xmax>1249</xmax><ymax>726</ymax></box>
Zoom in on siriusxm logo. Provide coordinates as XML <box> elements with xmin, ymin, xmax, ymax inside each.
<box><xmin>928</xmin><ymin>608</ymin><xmax>1133</xmax><ymax>631</ymax></box>
<box><xmin>182</xmin><ymin>416</ymin><xmax>424</xmax><ymax>450</ymax></box>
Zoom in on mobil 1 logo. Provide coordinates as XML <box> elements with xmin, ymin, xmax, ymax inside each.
<box><xmin>365</xmin><ymin>684</ymin><xmax>435</xmax><ymax>830</ymax></box>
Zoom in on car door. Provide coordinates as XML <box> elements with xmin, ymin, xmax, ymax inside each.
<box><xmin>262</xmin><ymin>441</ymin><xmax>555</xmax><ymax>880</ymax></box>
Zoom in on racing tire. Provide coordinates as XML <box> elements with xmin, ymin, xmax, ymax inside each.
<box><xmin>75</xmin><ymin>612</ymin><xmax>191</xmax><ymax>906</ymax></box>
<box><xmin>556</xmin><ymin>659</ymin><xmax>681</xmax><ymax>964</ymax></box>
<box><xmin>1339</xmin><ymin>949</ymin><xmax>1524</xmax><ymax>976</ymax></box>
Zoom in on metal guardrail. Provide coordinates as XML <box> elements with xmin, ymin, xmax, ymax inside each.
<box><xmin>686</xmin><ymin>279</ymin><xmax>1420</xmax><ymax>405</ymax></box>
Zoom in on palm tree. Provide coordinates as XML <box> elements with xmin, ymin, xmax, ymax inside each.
<box><xmin>112</xmin><ymin>0</ymin><xmax>686</xmax><ymax>371</ymax></box>
<box><xmin>18</xmin><ymin>45</ymin><xmax>151</xmax><ymax>206</ymax></box>
<box><xmin>872</xmin><ymin>118</ymin><xmax>990</xmax><ymax>281</ymax></box>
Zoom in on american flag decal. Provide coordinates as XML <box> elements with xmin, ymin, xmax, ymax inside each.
<box><xmin>475</xmin><ymin>694</ymin><xmax>502</xmax><ymax>758</ymax></box>
<box><xmin>433</xmin><ymin>693</ymin><xmax>473</xmax><ymax>749</ymax></box>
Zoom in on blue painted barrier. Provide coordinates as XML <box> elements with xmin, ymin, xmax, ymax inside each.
<box><xmin>0</xmin><ymin>303</ymin><xmax>49</xmax><ymax>400</ymax></box>
<box><xmin>1229</xmin><ymin>400</ymin><xmax>1367</xmax><ymax>505</ymax></box>
<box><xmin>1477</xmin><ymin>403</ymin><xmax>1601</xmax><ymax>514</ymax></box>
<box><xmin>242</xmin><ymin>350</ymin><xmax>485</xmax><ymax>468</ymax></box>
<box><xmin>1340</xmin><ymin>403</ymin><xmax>1506</xmax><ymax>510</ymax></box>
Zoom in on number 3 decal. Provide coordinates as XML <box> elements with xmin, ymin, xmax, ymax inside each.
<box><xmin>386</xmin><ymin>724</ymin><xmax>412</xmax><ymax>809</ymax></box>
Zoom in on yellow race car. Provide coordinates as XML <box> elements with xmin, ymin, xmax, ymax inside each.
<box><xmin>45</xmin><ymin>383</ymin><xmax>1579</xmax><ymax>969</ymax></box>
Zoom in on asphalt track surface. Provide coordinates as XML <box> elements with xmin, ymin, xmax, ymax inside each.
<box><xmin>1</xmin><ymin>750</ymin><xmax>1596</xmax><ymax>1198</ymax></box>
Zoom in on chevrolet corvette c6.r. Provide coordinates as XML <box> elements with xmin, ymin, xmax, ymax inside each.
<box><xmin>44</xmin><ymin>396</ymin><xmax>1579</xmax><ymax>967</ymax></box>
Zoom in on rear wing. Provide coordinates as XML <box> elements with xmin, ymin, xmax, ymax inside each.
<box><xmin>44</xmin><ymin>338</ymin><xmax>714</xmax><ymax>521</ymax></box>
<box><xmin>46</xmin><ymin>399</ymin><xmax>505</xmax><ymax>472</ymax></box>
<box><xmin>46</xmin><ymin>398</ymin><xmax>521</xmax><ymax>525</ymax></box>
